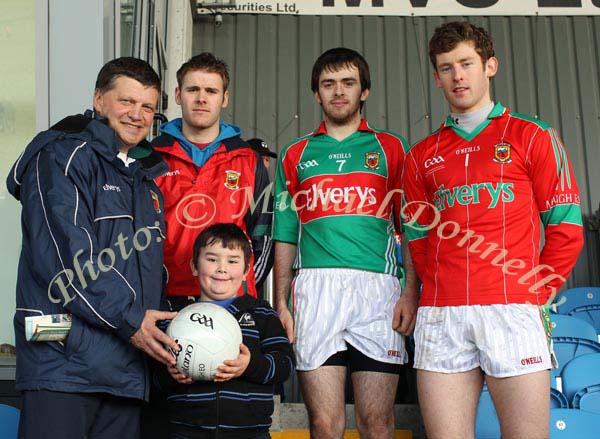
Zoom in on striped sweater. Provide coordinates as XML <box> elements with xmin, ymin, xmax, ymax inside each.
<box><xmin>159</xmin><ymin>295</ymin><xmax>294</xmax><ymax>435</ymax></box>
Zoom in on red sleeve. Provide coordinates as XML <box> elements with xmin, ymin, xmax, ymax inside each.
<box><xmin>401</xmin><ymin>143</ymin><xmax>432</xmax><ymax>281</ymax></box>
<box><xmin>528</xmin><ymin>127</ymin><xmax>584</xmax><ymax>301</ymax></box>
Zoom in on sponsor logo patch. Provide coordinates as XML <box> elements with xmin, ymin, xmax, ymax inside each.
<box><xmin>224</xmin><ymin>170</ymin><xmax>241</xmax><ymax>190</ymax></box>
<box><xmin>238</xmin><ymin>312</ymin><xmax>256</xmax><ymax>327</ymax></box>
<box><xmin>297</xmin><ymin>159</ymin><xmax>319</xmax><ymax>170</ymax></box>
<box><xmin>162</xmin><ymin>169</ymin><xmax>181</xmax><ymax>177</ymax></box>
<box><xmin>102</xmin><ymin>184</ymin><xmax>121</xmax><ymax>192</ymax></box>
<box><xmin>493</xmin><ymin>142</ymin><xmax>512</xmax><ymax>164</ymax></box>
<box><xmin>520</xmin><ymin>355</ymin><xmax>543</xmax><ymax>366</ymax></box>
<box><xmin>424</xmin><ymin>155</ymin><xmax>445</xmax><ymax>169</ymax></box>
<box><xmin>456</xmin><ymin>146</ymin><xmax>480</xmax><ymax>155</ymax></box>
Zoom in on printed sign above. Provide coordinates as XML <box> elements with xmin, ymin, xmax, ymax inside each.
<box><xmin>197</xmin><ymin>0</ymin><xmax>600</xmax><ymax>16</ymax></box>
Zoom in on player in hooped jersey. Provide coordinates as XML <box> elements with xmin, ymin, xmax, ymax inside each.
<box><xmin>402</xmin><ymin>22</ymin><xmax>584</xmax><ymax>439</ymax></box>
<box><xmin>273</xmin><ymin>48</ymin><xmax>419</xmax><ymax>439</ymax></box>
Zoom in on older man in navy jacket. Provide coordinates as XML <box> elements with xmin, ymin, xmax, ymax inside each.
<box><xmin>7</xmin><ymin>57</ymin><xmax>179</xmax><ymax>439</ymax></box>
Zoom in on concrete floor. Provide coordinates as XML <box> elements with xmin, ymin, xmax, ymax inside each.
<box><xmin>271</xmin><ymin>399</ymin><xmax>426</xmax><ymax>438</ymax></box>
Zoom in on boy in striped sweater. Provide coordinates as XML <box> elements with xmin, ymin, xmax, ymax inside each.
<box><xmin>162</xmin><ymin>223</ymin><xmax>294</xmax><ymax>439</ymax></box>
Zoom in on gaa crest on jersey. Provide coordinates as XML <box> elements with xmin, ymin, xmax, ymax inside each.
<box><xmin>224</xmin><ymin>170</ymin><xmax>241</xmax><ymax>190</ymax></box>
<box><xmin>150</xmin><ymin>190</ymin><xmax>161</xmax><ymax>213</ymax></box>
<box><xmin>493</xmin><ymin>142</ymin><xmax>512</xmax><ymax>164</ymax></box>
<box><xmin>364</xmin><ymin>152</ymin><xmax>380</xmax><ymax>170</ymax></box>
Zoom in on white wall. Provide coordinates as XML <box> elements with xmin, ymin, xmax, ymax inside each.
<box><xmin>164</xmin><ymin>0</ymin><xmax>193</xmax><ymax>121</ymax></box>
<box><xmin>37</xmin><ymin>0</ymin><xmax>104</xmax><ymax>129</ymax></box>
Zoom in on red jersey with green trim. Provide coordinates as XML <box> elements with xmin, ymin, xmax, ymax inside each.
<box><xmin>273</xmin><ymin>119</ymin><xmax>408</xmax><ymax>277</ymax></box>
<box><xmin>402</xmin><ymin>103</ymin><xmax>584</xmax><ymax>306</ymax></box>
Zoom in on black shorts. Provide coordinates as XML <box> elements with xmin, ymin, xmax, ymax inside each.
<box><xmin>321</xmin><ymin>343</ymin><xmax>402</xmax><ymax>374</ymax></box>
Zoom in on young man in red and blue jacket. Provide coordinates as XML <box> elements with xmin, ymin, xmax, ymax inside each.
<box><xmin>152</xmin><ymin>53</ymin><xmax>273</xmax><ymax>307</ymax></box>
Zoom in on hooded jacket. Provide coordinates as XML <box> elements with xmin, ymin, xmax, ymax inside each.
<box><xmin>6</xmin><ymin>111</ymin><xmax>168</xmax><ymax>400</ymax></box>
<box><xmin>152</xmin><ymin>119</ymin><xmax>273</xmax><ymax>299</ymax></box>
<box><xmin>160</xmin><ymin>295</ymin><xmax>295</xmax><ymax>435</ymax></box>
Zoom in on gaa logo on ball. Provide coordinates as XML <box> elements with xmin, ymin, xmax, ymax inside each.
<box><xmin>167</xmin><ymin>302</ymin><xmax>242</xmax><ymax>380</ymax></box>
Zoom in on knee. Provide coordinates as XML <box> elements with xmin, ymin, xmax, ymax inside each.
<box><xmin>355</xmin><ymin>410</ymin><xmax>394</xmax><ymax>435</ymax></box>
<box><xmin>310</xmin><ymin>414</ymin><xmax>345</xmax><ymax>439</ymax></box>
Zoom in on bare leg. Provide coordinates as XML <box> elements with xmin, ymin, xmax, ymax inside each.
<box><xmin>352</xmin><ymin>371</ymin><xmax>399</xmax><ymax>439</ymax></box>
<box><xmin>486</xmin><ymin>370</ymin><xmax>550</xmax><ymax>439</ymax></box>
<box><xmin>417</xmin><ymin>368</ymin><xmax>484</xmax><ymax>439</ymax></box>
<box><xmin>298</xmin><ymin>366</ymin><xmax>346</xmax><ymax>439</ymax></box>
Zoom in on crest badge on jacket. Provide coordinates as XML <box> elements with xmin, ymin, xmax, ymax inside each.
<box><xmin>225</xmin><ymin>170</ymin><xmax>241</xmax><ymax>190</ymax></box>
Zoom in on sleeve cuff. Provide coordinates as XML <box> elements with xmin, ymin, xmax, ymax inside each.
<box><xmin>115</xmin><ymin>309</ymin><xmax>144</xmax><ymax>341</ymax></box>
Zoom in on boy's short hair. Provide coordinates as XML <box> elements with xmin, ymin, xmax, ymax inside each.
<box><xmin>428</xmin><ymin>21</ymin><xmax>495</xmax><ymax>70</ymax></box>
<box><xmin>95</xmin><ymin>57</ymin><xmax>161</xmax><ymax>94</ymax></box>
<box><xmin>311</xmin><ymin>47</ymin><xmax>371</xmax><ymax>94</ymax></box>
<box><xmin>192</xmin><ymin>223</ymin><xmax>252</xmax><ymax>271</ymax></box>
<box><xmin>176</xmin><ymin>52</ymin><xmax>230</xmax><ymax>91</ymax></box>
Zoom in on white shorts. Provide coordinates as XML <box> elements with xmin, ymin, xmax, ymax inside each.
<box><xmin>292</xmin><ymin>268</ymin><xmax>406</xmax><ymax>371</ymax></box>
<box><xmin>414</xmin><ymin>304</ymin><xmax>553</xmax><ymax>378</ymax></box>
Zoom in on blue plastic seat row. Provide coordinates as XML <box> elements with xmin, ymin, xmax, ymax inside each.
<box><xmin>553</xmin><ymin>287</ymin><xmax>600</xmax><ymax>315</ymax></box>
<box><xmin>0</xmin><ymin>403</ymin><xmax>19</xmax><ymax>439</ymax></box>
<box><xmin>476</xmin><ymin>391</ymin><xmax>600</xmax><ymax>438</ymax></box>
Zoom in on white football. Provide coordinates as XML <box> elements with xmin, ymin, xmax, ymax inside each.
<box><xmin>167</xmin><ymin>302</ymin><xmax>242</xmax><ymax>381</ymax></box>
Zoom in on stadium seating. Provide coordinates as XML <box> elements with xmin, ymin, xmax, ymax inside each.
<box><xmin>550</xmin><ymin>408</ymin><xmax>600</xmax><ymax>438</ymax></box>
<box><xmin>572</xmin><ymin>384</ymin><xmax>600</xmax><ymax>414</ymax></box>
<box><xmin>475</xmin><ymin>386</ymin><xmax>568</xmax><ymax>438</ymax></box>
<box><xmin>553</xmin><ymin>287</ymin><xmax>600</xmax><ymax>314</ymax></box>
<box><xmin>551</xmin><ymin>337</ymin><xmax>600</xmax><ymax>376</ymax></box>
<box><xmin>0</xmin><ymin>404</ymin><xmax>19</xmax><ymax>439</ymax></box>
<box><xmin>561</xmin><ymin>353</ymin><xmax>600</xmax><ymax>404</ymax></box>
<box><xmin>550</xmin><ymin>388</ymin><xmax>569</xmax><ymax>409</ymax></box>
<box><xmin>550</xmin><ymin>314</ymin><xmax>597</xmax><ymax>341</ymax></box>
<box><xmin>550</xmin><ymin>366</ymin><xmax>562</xmax><ymax>391</ymax></box>
<box><xmin>475</xmin><ymin>388</ymin><xmax>500</xmax><ymax>439</ymax></box>
<box><xmin>568</xmin><ymin>304</ymin><xmax>600</xmax><ymax>335</ymax></box>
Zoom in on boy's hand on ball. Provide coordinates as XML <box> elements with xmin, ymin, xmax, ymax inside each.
<box><xmin>214</xmin><ymin>343</ymin><xmax>251</xmax><ymax>382</ymax></box>
<box><xmin>167</xmin><ymin>364</ymin><xmax>194</xmax><ymax>384</ymax></box>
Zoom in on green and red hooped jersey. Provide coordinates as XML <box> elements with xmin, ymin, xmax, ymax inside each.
<box><xmin>273</xmin><ymin>119</ymin><xmax>409</xmax><ymax>278</ymax></box>
<box><xmin>402</xmin><ymin>103</ymin><xmax>584</xmax><ymax>307</ymax></box>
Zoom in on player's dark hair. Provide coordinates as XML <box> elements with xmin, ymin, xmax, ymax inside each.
<box><xmin>311</xmin><ymin>48</ymin><xmax>371</xmax><ymax>111</ymax></box>
<box><xmin>177</xmin><ymin>52</ymin><xmax>230</xmax><ymax>91</ymax></box>
<box><xmin>192</xmin><ymin>223</ymin><xmax>252</xmax><ymax>271</ymax></box>
<box><xmin>428</xmin><ymin>21</ymin><xmax>495</xmax><ymax>70</ymax></box>
<box><xmin>95</xmin><ymin>57</ymin><xmax>161</xmax><ymax>94</ymax></box>
<box><xmin>311</xmin><ymin>47</ymin><xmax>371</xmax><ymax>93</ymax></box>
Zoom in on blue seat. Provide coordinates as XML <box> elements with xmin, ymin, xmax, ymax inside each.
<box><xmin>550</xmin><ymin>366</ymin><xmax>561</xmax><ymax>390</ymax></box>
<box><xmin>569</xmin><ymin>304</ymin><xmax>600</xmax><ymax>335</ymax></box>
<box><xmin>552</xmin><ymin>337</ymin><xmax>600</xmax><ymax>376</ymax></box>
<box><xmin>554</xmin><ymin>287</ymin><xmax>600</xmax><ymax>314</ymax></box>
<box><xmin>573</xmin><ymin>384</ymin><xmax>600</xmax><ymax>414</ymax></box>
<box><xmin>0</xmin><ymin>403</ymin><xmax>20</xmax><ymax>439</ymax></box>
<box><xmin>476</xmin><ymin>387</ymin><xmax>569</xmax><ymax>438</ymax></box>
<box><xmin>550</xmin><ymin>314</ymin><xmax>597</xmax><ymax>341</ymax></box>
<box><xmin>561</xmin><ymin>353</ymin><xmax>600</xmax><ymax>404</ymax></box>
<box><xmin>550</xmin><ymin>388</ymin><xmax>569</xmax><ymax>409</ymax></box>
<box><xmin>475</xmin><ymin>388</ymin><xmax>500</xmax><ymax>439</ymax></box>
<box><xmin>550</xmin><ymin>408</ymin><xmax>600</xmax><ymax>438</ymax></box>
